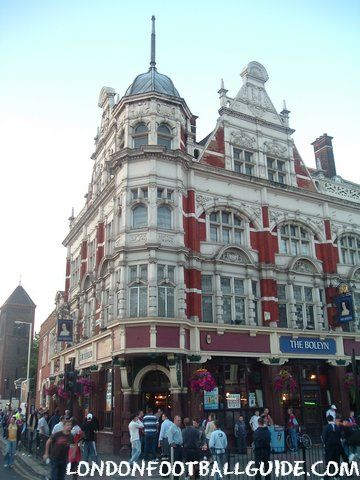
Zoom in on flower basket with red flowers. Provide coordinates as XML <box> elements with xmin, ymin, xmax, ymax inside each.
<box><xmin>57</xmin><ymin>383</ymin><xmax>70</xmax><ymax>399</ymax></box>
<box><xmin>273</xmin><ymin>369</ymin><xmax>297</xmax><ymax>393</ymax></box>
<box><xmin>76</xmin><ymin>377</ymin><xmax>96</xmax><ymax>397</ymax></box>
<box><xmin>45</xmin><ymin>384</ymin><xmax>58</xmax><ymax>396</ymax></box>
<box><xmin>190</xmin><ymin>368</ymin><xmax>216</xmax><ymax>392</ymax></box>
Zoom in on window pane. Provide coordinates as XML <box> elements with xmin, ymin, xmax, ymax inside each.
<box><xmin>244</xmin><ymin>151</ymin><xmax>252</xmax><ymax>163</ymax></box>
<box><xmin>301</xmin><ymin>242</ymin><xmax>310</xmax><ymax>255</ymax></box>
<box><xmin>280</xmin><ymin>238</ymin><xmax>288</xmax><ymax>253</ymax></box>
<box><xmin>202</xmin><ymin>276</ymin><xmax>213</xmax><ymax>293</ymax></box>
<box><xmin>139</xmin><ymin>287</ymin><xmax>147</xmax><ymax>316</ymax></box>
<box><xmin>158</xmin><ymin>124</ymin><xmax>171</xmax><ymax>134</ymax></box>
<box><xmin>295</xmin><ymin>304</ymin><xmax>304</xmax><ymax>326</ymax></box>
<box><xmin>222</xmin><ymin>228</ymin><xmax>230</xmax><ymax>244</ymax></box>
<box><xmin>235</xmin><ymin>297</ymin><xmax>245</xmax><ymax>323</ymax></box>
<box><xmin>135</xmin><ymin>123</ymin><xmax>148</xmax><ymax>134</ymax></box>
<box><xmin>130</xmin><ymin>288</ymin><xmax>138</xmax><ymax>317</ymax></box>
<box><xmin>277</xmin><ymin>284</ymin><xmax>286</xmax><ymax>300</ymax></box>
<box><xmin>278</xmin><ymin>304</ymin><xmax>288</xmax><ymax>328</ymax></box>
<box><xmin>222</xmin><ymin>212</ymin><xmax>230</xmax><ymax>224</ymax></box>
<box><xmin>158</xmin><ymin>136</ymin><xmax>171</xmax><ymax>148</ymax></box>
<box><xmin>210</xmin><ymin>212</ymin><xmax>218</xmax><ymax>222</ymax></box>
<box><xmin>305</xmin><ymin>287</ymin><xmax>313</xmax><ymax>302</ymax></box>
<box><xmin>221</xmin><ymin>277</ymin><xmax>231</xmax><ymax>294</ymax></box>
<box><xmin>293</xmin><ymin>286</ymin><xmax>302</xmax><ymax>301</ymax></box>
<box><xmin>223</xmin><ymin>297</ymin><xmax>232</xmax><ymax>323</ymax></box>
<box><xmin>234</xmin><ymin>216</ymin><xmax>242</xmax><ymax>226</ymax></box>
<box><xmin>277</xmin><ymin>161</ymin><xmax>285</xmax><ymax>171</ymax></box>
<box><xmin>234</xmin><ymin>230</ymin><xmax>242</xmax><ymax>245</ymax></box>
<box><xmin>168</xmin><ymin>266</ymin><xmax>175</xmax><ymax>282</ymax></box>
<box><xmin>306</xmin><ymin>305</ymin><xmax>314</xmax><ymax>328</ymax></box>
<box><xmin>290</xmin><ymin>240</ymin><xmax>298</xmax><ymax>255</ymax></box>
<box><xmin>134</xmin><ymin>136</ymin><xmax>148</xmax><ymax>148</ymax></box>
<box><xmin>158</xmin><ymin>205</ymin><xmax>171</xmax><ymax>229</ymax></box>
<box><xmin>157</xmin><ymin>264</ymin><xmax>165</xmax><ymax>281</ymax></box>
<box><xmin>130</xmin><ymin>266</ymin><xmax>137</xmax><ymax>282</ymax></box>
<box><xmin>140</xmin><ymin>265</ymin><xmax>148</xmax><ymax>281</ymax></box>
<box><xmin>234</xmin><ymin>161</ymin><xmax>242</xmax><ymax>173</ymax></box>
<box><xmin>234</xmin><ymin>279</ymin><xmax>244</xmax><ymax>295</ymax></box>
<box><xmin>210</xmin><ymin>226</ymin><xmax>218</xmax><ymax>242</ymax></box>
<box><xmin>133</xmin><ymin>205</ymin><xmax>148</xmax><ymax>228</ymax></box>
<box><xmin>245</xmin><ymin>165</ymin><xmax>253</xmax><ymax>175</ymax></box>
<box><xmin>202</xmin><ymin>296</ymin><xmax>213</xmax><ymax>322</ymax></box>
<box><xmin>157</xmin><ymin>188</ymin><xmax>164</xmax><ymax>198</ymax></box>
<box><xmin>233</xmin><ymin>148</ymin><xmax>241</xmax><ymax>159</ymax></box>
<box><xmin>158</xmin><ymin>286</ymin><xmax>165</xmax><ymax>316</ymax></box>
<box><xmin>167</xmin><ymin>287</ymin><xmax>175</xmax><ymax>317</ymax></box>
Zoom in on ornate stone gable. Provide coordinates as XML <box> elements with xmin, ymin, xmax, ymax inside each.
<box><xmin>231</xmin><ymin>130</ymin><xmax>256</xmax><ymax>149</ymax></box>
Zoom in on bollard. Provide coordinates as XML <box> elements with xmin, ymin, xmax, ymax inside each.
<box><xmin>170</xmin><ymin>445</ymin><xmax>174</xmax><ymax>480</ymax></box>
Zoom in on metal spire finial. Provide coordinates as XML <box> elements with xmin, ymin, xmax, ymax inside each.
<box><xmin>150</xmin><ymin>15</ymin><xmax>156</xmax><ymax>69</ymax></box>
<box><xmin>19</xmin><ymin>274</ymin><xmax>22</xmax><ymax>286</ymax></box>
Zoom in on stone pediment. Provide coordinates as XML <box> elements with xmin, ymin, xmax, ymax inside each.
<box><xmin>216</xmin><ymin>246</ymin><xmax>252</xmax><ymax>265</ymax></box>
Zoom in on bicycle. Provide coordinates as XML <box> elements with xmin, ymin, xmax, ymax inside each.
<box><xmin>286</xmin><ymin>426</ymin><xmax>312</xmax><ymax>451</ymax></box>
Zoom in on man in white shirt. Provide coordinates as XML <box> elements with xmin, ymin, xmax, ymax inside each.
<box><xmin>37</xmin><ymin>411</ymin><xmax>50</xmax><ymax>436</ymax></box>
<box><xmin>158</xmin><ymin>412</ymin><xmax>173</xmax><ymax>458</ymax></box>
<box><xmin>128</xmin><ymin>413</ymin><xmax>144</xmax><ymax>465</ymax></box>
<box><xmin>326</xmin><ymin>405</ymin><xmax>337</xmax><ymax>420</ymax></box>
<box><xmin>52</xmin><ymin>416</ymin><xmax>66</xmax><ymax>434</ymax></box>
<box><xmin>250</xmin><ymin>411</ymin><xmax>260</xmax><ymax>432</ymax></box>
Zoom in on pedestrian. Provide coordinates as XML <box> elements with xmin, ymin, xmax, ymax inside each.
<box><xmin>234</xmin><ymin>414</ymin><xmax>247</xmax><ymax>454</ymax></box>
<box><xmin>182</xmin><ymin>417</ymin><xmax>201</xmax><ymax>479</ymax></box>
<box><xmin>158</xmin><ymin>412</ymin><xmax>173</xmax><ymax>459</ymax></box>
<box><xmin>142</xmin><ymin>407</ymin><xmax>159</xmax><ymax>461</ymax></box>
<box><xmin>48</xmin><ymin>409</ymin><xmax>61</xmax><ymax>432</ymax></box>
<box><xmin>250</xmin><ymin>410</ymin><xmax>260</xmax><ymax>432</ymax></box>
<box><xmin>167</xmin><ymin>415</ymin><xmax>183</xmax><ymax>475</ymax></box>
<box><xmin>128</xmin><ymin>413</ymin><xmax>144</xmax><ymax>465</ymax></box>
<box><xmin>204</xmin><ymin>413</ymin><xmax>216</xmax><ymax>445</ymax></box>
<box><xmin>253</xmin><ymin>417</ymin><xmax>271</xmax><ymax>480</ymax></box>
<box><xmin>326</xmin><ymin>404</ymin><xmax>337</xmax><ymax>421</ymax></box>
<box><xmin>14</xmin><ymin>407</ymin><xmax>24</xmax><ymax>447</ymax></box>
<box><xmin>52</xmin><ymin>415</ymin><xmax>66</xmax><ymax>434</ymax></box>
<box><xmin>4</xmin><ymin>416</ymin><xmax>17</xmax><ymax>468</ymax></box>
<box><xmin>209</xmin><ymin>421</ymin><xmax>228</xmax><ymax>480</ymax></box>
<box><xmin>64</xmin><ymin>409</ymin><xmax>71</xmax><ymax>420</ymax></box>
<box><xmin>287</xmin><ymin>408</ymin><xmax>298</xmax><ymax>452</ymax></box>
<box><xmin>43</xmin><ymin>418</ymin><xmax>74</xmax><ymax>480</ymax></box>
<box><xmin>68</xmin><ymin>418</ymin><xmax>83</xmax><ymax>479</ymax></box>
<box><xmin>138</xmin><ymin>409</ymin><xmax>145</xmax><ymax>458</ymax></box>
<box><xmin>27</xmin><ymin>409</ymin><xmax>38</xmax><ymax>453</ymax></box>
<box><xmin>347</xmin><ymin>410</ymin><xmax>357</xmax><ymax>426</ymax></box>
<box><xmin>261</xmin><ymin>408</ymin><xmax>274</xmax><ymax>427</ymax></box>
<box><xmin>322</xmin><ymin>415</ymin><xmax>342</xmax><ymax>480</ymax></box>
<box><xmin>192</xmin><ymin>418</ymin><xmax>206</xmax><ymax>449</ymax></box>
<box><xmin>81</xmin><ymin>413</ymin><xmax>99</xmax><ymax>464</ymax></box>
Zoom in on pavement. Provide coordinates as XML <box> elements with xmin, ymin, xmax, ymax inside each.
<box><xmin>0</xmin><ymin>435</ymin><xmax>164</xmax><ymax>479</ymax></box>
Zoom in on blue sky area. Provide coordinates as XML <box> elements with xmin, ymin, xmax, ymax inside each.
<box><xmin>0</xmin><ymin>0</ymin><xmax>359</xmax><ymax>329</ymax></box>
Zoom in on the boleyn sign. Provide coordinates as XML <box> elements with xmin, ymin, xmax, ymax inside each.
<box><xmin>279</xmin><ymin>336</ymin><xmax>337</xmax><ymax>355</ymax></box>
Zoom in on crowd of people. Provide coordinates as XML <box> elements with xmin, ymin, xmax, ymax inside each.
<box><xmin>0</xmin><ymin>405</ymin><xmax>100</xmax><ymax>479</ymax></box>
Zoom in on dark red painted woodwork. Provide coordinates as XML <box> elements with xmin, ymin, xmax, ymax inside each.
<box><xmin>157</xmin><ymin>326</ymin><xmax>179</xmax><ymax>348</ymax></box>
<box><xmin>126</xmin><ymin>326</ymin><xmax>150</xmax><ymax>348</ymax></box>
<box><xmin>200</xmin><ymin>331</ymin><xmax>270</xmax><ymax>352</ymax></box>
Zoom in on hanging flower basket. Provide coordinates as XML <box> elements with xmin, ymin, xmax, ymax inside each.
<box><xmin>190</xmin><ymin>368</ymin><xmax>216</xmax><ymax>392</ymax></box>
<box><xmin>76</xmin><ymin>377</ymin><xmax>96</xmax><ymax>397</ymax></box>
<box><xmin>57</xmin><ymin>383</ymin><xmax>70</xmax><ymax>399</ymax></box>
<box><xmin>45</xmin><ymin>384</ymin><xmax>58</xmax><ymax>396</ymax></box>
<box><xmin>273</xmin><ymin>369</ymin><xmax>297</xmax><ymax>393</ymax></box>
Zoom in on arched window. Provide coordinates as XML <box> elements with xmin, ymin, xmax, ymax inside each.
<box><xmin>157</xmin><ymin>205</ymin><xmax>172</xmax><ymax>229</ymax></box>
<box><xmin>338</xmin><ymin>234</ymin><xmax>360</xmax><ymax>265</ymax></box>
<box><xmin>132</xmin><ymin>205</ymin><xmax>148</xmax><ymax>228</ymax></box>
<box><xmin>279</xmin><ymin>223</ymin><xmax>311</xmax><ymax>255</ymax></box>
<box><xmin>208</xmin><ymin>210</ymin><xmax>244</xmax><ymax>245</ymax></box>
<box><xmin>157</xmin><ymin>123</ymin><xmax>172</xmax><ymax>149</ymax></box>
<box><xmin>133</xmin><ymin>123</ymin><xmax>148</xmax><ymax>148</ymax></box>
<box><xmin>157</xmin><ymin>264</ymin><xmax>175</xmax><ymax>317</ymax></box>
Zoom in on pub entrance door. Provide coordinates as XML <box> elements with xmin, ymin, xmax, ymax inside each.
<box><xmin>301</xmin><ymin>387</ymin><xmax>322</xmax><ymax>442</ymax></box>
<box><xmin>140</xmin><ymin>370</ymin><xmax>171</xmax><ymax>413</ymax></box>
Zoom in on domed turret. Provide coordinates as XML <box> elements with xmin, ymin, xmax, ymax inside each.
<box><xmin>124</xmin><ymin>16</ymin><xmax>180</xmax><ymax>98</ymax></box>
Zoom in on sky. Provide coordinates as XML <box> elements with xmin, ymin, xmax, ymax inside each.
<box><xmin>0</xmin><ymin>0</ymin><xmax>359</xmax><ymax>332</ymax></box>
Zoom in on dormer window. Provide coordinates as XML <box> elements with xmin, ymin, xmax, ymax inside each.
<box><xmin>233</xmin><ymin>148</ymin><xmax>253</xmax><ymax>175</ymax></box>
<box><xmin>133</xmin><ymin>123</ymin><xmax>148</xmax><ymax>148</ymax></box>
<box><xmin>157</xmin><ymin>124</ymin><xmax>172</xmax><ymax>149</ymax></box>
<box><xmin>267</xmin><ymin>157</ymin><xmax>286</xmax><ymax>184</ymax></box>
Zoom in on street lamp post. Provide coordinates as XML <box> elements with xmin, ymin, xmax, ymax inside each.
<box><xmin>14</xmin><ymin>321</ymin><xmax>33</xmax><ymax>404</ymax></box>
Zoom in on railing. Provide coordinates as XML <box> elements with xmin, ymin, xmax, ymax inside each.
<box><xmin>19</xmin><ymin>428</ymin><xmax>49</xmax><ymax>460</ymax></box>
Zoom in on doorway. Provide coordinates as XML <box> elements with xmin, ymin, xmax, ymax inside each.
<box><xmin>301</xmin><ymin>387</ymin><xmax>322</xmax><ymax>442</ymax></box>
<box><xmin>140</xmin><ymin>370</ymin><xmax>171</xmax><ymax>412</ymax></box>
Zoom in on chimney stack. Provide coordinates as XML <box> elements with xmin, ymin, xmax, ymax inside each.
<box><xmin>311</xmin><ymin>133</ymin><xmax>336</xmax><ymax>178</ymax></box>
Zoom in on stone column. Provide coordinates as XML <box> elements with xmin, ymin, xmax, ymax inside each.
<box><xmin>170</xmin><ymin>388</ymin><xmax>186</xmax><ymax>417</ymax></box>
<box><xmin>113</xmin><ymin>366</ymin><xmax>122</xmax><ymax>454</ymax></box>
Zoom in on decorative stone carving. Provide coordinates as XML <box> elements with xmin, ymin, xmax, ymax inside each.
<box><xmin>293</xmin><ymin>260</ymin><xmax>316</xmax><ymax>274</ymax></box>
<box><xmin>128</xmin><ymin>233</ymin><xmax>147</xmax><ymax>244</ymax></box>
<box><xmin>220</xmin><ymin>248</ymin><xmax>247</xmax><ymax>264</ymax></box>
<box><xmin>158</xmin><ymin>234</ymin><xmax>175</xmax><ymax>246</ymax></box>
<box><xmin>353</xmin><ymin>269</ymin><xmax>360</xmax><ymax>281</ymax></box>
<box><xmin>231</xmin><ymin>131</ymin><xmax>256</xmax><ymax>149</ymax></box>
<box><xmin>263</xmin><ymin>141</ymin><xmax>287</xmax><ymax>157</ymax></box>
<box><xmin>196</xmin><ymin>194</ymin><xmax>213</xmax><ymax>209</ymax></box>
<box><xmin>269</xmin><ymin>208</ymin><xmax>284</xmax><ymax>225</ymax></box>
<box><xmin>323</xmin><ymin>181</ymin><xmax>360</xmax><ymax>201</ymax></box>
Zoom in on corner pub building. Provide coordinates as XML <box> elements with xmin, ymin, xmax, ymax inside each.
<box><xmin>36</xmin><ymin>18</ymin><xmax>360</xmax><ymax>453</ymax></box>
